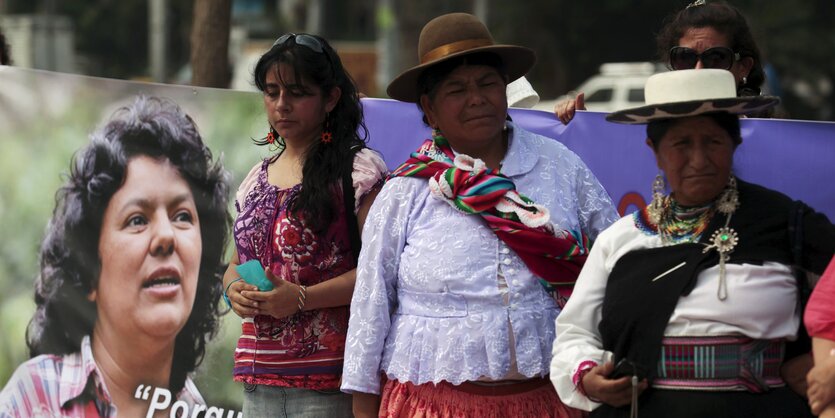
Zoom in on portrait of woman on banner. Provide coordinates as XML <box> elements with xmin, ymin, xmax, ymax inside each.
<box><xmin>0</xmin><ymin>96</ymin><xmax>231</xmax><ymax>418</ymax></box>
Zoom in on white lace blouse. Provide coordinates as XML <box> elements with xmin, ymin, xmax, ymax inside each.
<box><xmin>340</xmin><ymin>123</ymin><xmax>618</xmax><ymax>395</ymax></box>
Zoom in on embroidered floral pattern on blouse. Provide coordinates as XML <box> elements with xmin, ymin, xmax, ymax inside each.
<box><xmin>275</xmin><ymin>216</ymin><xmax>318</xmax><ymax>265</ymax></box>
<box><xmin>233</xmin><ymin>151</ymin><xmax>387</xmax><ymax>390</ymax></box>
<box><xmin>340</xmin><ymin>125</ymin><xmax>619</xmax><ymax>395</ymax></box>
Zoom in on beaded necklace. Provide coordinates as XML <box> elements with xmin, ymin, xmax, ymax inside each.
<box><xmin>634</xmin><ymin>176</ymin><xmax>740</xmax><ymax>300</ymax></box>
<box><xmin>657</xmin><ymin>198</ymin><xmax>714</xmax><ymax>244</ymax></box>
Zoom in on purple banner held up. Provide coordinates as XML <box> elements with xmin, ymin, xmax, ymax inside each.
<box><xmin>362</xmin><ymin>98</ymin><xmax>835</xmax><ymax>221</ymax></box>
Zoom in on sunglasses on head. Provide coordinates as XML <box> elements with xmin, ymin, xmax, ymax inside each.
<box><xmin>669</xmin><ymin>46</ymin><xmax>740</xmax><ymax>71</ymax></box>
<box><xmin>273</xmin><ymin>33</ymin><xmax>324</xmax><ymax>53</ymax></box>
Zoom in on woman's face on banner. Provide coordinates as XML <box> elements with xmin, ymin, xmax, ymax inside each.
<box><xmin>93</xmin><ymin>156</ymin><xmax>202</xmax><ymax>341</ymax></box>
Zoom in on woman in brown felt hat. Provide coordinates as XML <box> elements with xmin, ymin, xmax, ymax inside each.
<box><xmin>340</xmin><ymin>12</ymin><xmax>618</xmax><ymax>418</ymax></box>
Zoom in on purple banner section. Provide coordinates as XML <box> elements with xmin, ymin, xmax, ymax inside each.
<box><xmin>362</xmin><ymin>98</ymin><xmax>835</xmax><ymax>220</ymax></box>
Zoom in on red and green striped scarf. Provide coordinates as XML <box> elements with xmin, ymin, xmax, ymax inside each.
<box><xmin>390</xmin><ymin>130</ymin><xmax>590</xmax><ymax>297</ymax></box>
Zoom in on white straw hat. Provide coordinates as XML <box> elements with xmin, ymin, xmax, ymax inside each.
<box><xmin>606</xmin><ymin>69</ymin><xmax>779</xmax><ymax>124</ymax></box>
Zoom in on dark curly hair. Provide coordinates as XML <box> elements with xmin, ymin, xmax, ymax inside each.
<box><xmin>26</xmin><ymin>96</ymin><xmax>232</xmax><ymax>395</ymax></box>
<box><xmin>252</xmin><ymin>33</ymin><xmax>367</xmax><ymax>232</ymax></box>
<box><xmin>656</xmin><ymin>1</ymin><xmax>765</xmax><ymax>96</ymax></box>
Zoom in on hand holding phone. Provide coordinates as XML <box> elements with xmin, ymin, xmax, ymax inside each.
<box><xmin>610</xmin><ymin>358</ymin><xmax>648</xmax><ymax>380</ymax></box>
<box><xmin>236</xmin><ymin>259</ymin><xmax>274</xmax><ymax>291</ymax></box>
<box><xmin>581</xmin><ymin>361</ymin><xmax>648</xmax><ymax>408</ymax></box>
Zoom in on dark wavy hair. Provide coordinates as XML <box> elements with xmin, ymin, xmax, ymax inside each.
<box><xmin>26</xmin><ymin>96</ymin><xmax>231</xmax><ymax>395</ymax></box>
<box><xmin>0</xmin><ymin>25</ymin><xmax>11</xmax><ymax>65</ymax></box>
<box><xmin>647</xmin><ymin>112</ymin><xmax>742</xmax><ymax>150</ymax></box>
<box><xmin>656</xmin><ymin>1</ymin><xmax>765</xmax><ymax>96</ymax></box>
<box><xmin>252</xmin><ymin>34</ymin><xmax>367</xmax><ymax>232</ymax></box>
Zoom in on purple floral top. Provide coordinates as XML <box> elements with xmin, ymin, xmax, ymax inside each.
<box><xmin>232</xmin><ymin>149</ymin><xmax>387</xmax><ymax>390</ymax></box>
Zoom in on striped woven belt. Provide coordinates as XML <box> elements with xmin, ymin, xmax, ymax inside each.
<box><xmin>653</xmin><ymin>336</ymin><xmax>785</xmax><ymax>393</ymax></box>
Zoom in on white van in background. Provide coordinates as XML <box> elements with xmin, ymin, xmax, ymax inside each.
<box><xmin>534</xmin><ymin>62</ymin><xmax>667</xmax><ymax>113</ymax></box>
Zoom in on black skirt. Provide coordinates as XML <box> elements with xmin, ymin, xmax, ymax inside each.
<box><xmin>589</xmin><ymin>387</ymin><xmax>812</xmax><ymax>418</ymax></box>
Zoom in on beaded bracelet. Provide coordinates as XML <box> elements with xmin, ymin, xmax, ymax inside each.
<box><xmin>223</xmin><ymin>278</ymin><xmax>244</xmax><ymax>308</ymax></box>
<box><xmin>297</xmin><ymin>285</ymin><xmax>307</xmax><ymax>312</ymax></box>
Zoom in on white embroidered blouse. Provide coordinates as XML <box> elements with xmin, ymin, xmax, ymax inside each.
<box><xmin>340</xmin><ymin>123</ymin><xmax>618</xmax><ymax>395</ymax></box>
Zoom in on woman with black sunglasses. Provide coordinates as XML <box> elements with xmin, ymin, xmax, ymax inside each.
<box><xmin>555</xmin><ymin>0</ymin><xmax>772</xmax><ymax>124</ymax></box>
<box><xmin>656</xmin><ymin>0</ymin><xmax>763</xmax><ymax>98</ymax></box>
<box><xmin>221</xmin><ymin>33</ymin><xmax>388</xmax><ymax>417</ymax></box>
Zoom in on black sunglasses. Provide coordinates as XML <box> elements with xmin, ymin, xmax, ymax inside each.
<box><xmin>668</xmin><ymin>46</ymin><xmax>740</xmax><ymax>71</ymax></box>
<box><xmin>273</xmin><ymin>33</ymin><xmax>324</xmax><ymax>53</ymax></box>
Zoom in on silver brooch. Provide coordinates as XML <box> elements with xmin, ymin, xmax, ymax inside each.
<box><xmin>703</xmin><ymin>227</ymin><xmax>738</xmax><ymax>300</ymax></box>
<box><xmin>707</xmin><ymin>227</ymin><xmax>738</xmax><ymax>253</ymax></box>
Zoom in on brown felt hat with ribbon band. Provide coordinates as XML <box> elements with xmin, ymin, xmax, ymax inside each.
<box><xmin>386</xmin><ymin>12</ymin><xmax>536</xmax><ymax>103</ymax></box>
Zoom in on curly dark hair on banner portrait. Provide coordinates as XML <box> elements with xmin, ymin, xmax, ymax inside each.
<box><xmin>26</xmin><ymin>96</ymin><xmax>231</xmax><ymax>394</ymax></box>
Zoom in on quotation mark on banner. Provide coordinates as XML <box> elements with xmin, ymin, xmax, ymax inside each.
<box><xmin>132</xmin><ymin>384</ymin><xmax>242</xmax><ymax>418</ymax></box>
<box><xmin>133</xmin><ymin>384</ymin><xmax>152</xmax><ymax>400</ymax></box>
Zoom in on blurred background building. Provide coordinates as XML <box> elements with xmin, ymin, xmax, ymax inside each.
<box><xmin>0</xmin><ymin>0</ymin><xmax>832</xmax><ymax>120</ymax></box>
<box><xmin>0</xmin><ymin>14</ymin><xmax>75</xmax><ymax>72</ymax></box>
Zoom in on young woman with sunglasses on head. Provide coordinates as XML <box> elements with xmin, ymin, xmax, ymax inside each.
<box><xmin>555</xmin><ymin>0</ymin><xmax>772</xmax><ymax>124</ymax></box>
<box><xmin>222</xmin><ymin>33</ymin><xmax>387</xmax><ymax>417</ymax></box>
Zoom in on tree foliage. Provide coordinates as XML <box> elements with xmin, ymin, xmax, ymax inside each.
<box><xmin>5</xmin><ymin>0</ymin><xmax>194</xmax><ymax>80</ymax></box>
<box><xmin>191</xmin><ymin>0</ymin><xmax>232</xmax><ymax>87</ymax></box>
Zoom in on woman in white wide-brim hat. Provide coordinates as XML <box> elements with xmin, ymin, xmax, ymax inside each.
<box><xmin>550</xmin><ymin>68</ymin><xmax>835</xmax><ymax>417</ymax></box>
